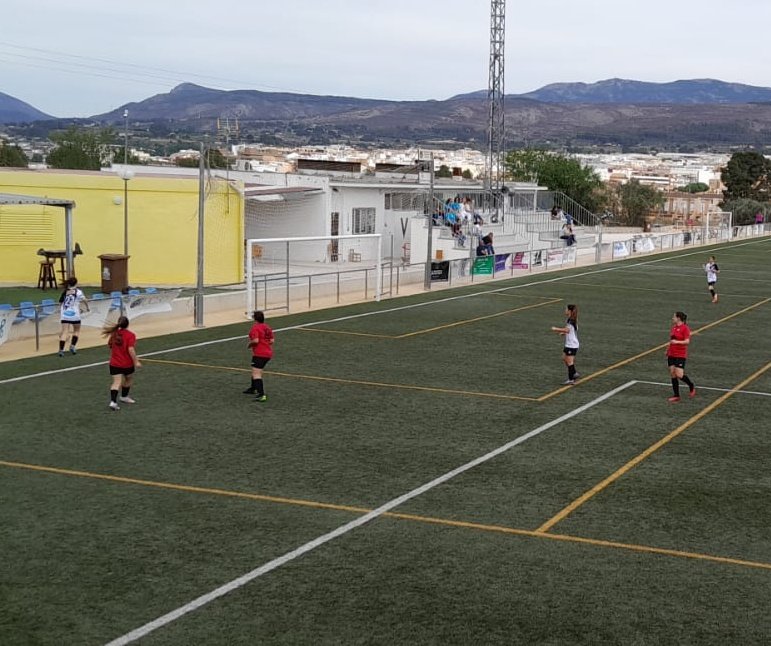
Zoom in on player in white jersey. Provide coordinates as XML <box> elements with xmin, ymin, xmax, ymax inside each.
<box><xmin>704</xmin><ymin>255</ymin><xmax>719</xmax><ymax>303</ymax></box>
<box><xmin>58</xmin><ymin>276</ymin><xmax>89</xmax><ymax>356</ymax></box>
<box><xmin>551</xmin><ymin>303</ymin><xmax>580</xmax><ymax>385</ymax></box>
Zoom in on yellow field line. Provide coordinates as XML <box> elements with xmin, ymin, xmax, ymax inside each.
<box><xmin>395</xmin><ymin>298</ymin><xmax>562</xmax><ymax>339</ymax></box>
<box><xmin>298</xmin><ymin>297</ymin><xmax>562</xmax><ymax>340</ymax></box>
<box><xmin>297</xmin><ymin>328</ymin><xmax>397</xmax><ymax>339</ymax></box>
<box><xmin>386</xmin><ymin>512</ymin><xmax>771</xmax><ymax>572</ymax></box>
<box><xmin>3</xmin><ymin>458</ymin><xmax>770</xmax><ymax>572</ymax></box>
<box><xmin>536</xmin><ymin>297</ymin><xmax>771</xmax><ymax>401</ymax></box>
<box><xmin>535</xmin><ymin>359</ymin><xmax>771</xmax><ymax>533</ymax></box>
<box><xmin>0</xmin><ymin>460</ymin><xmax>370</xmax><ymax>514</ymax></box>
<box><xmin>142</xmin><ymin>358</ymin><xmax>539</xmax><ymax>401</ymax></box>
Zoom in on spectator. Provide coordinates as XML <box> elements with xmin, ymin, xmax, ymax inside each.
<box><xmin>483</xmin><ymin>233</ymin><xmax>495</xmax><ymax>255</ymax></box>
<box><xmin>551</xmin><ymin>205</ymin><xmax>560</xmax><ymax>220</ymax></box>
<box><xmin>560</xmin><ymin>222</ymin><xmax>576</xmax><ymax>247</ymax></box>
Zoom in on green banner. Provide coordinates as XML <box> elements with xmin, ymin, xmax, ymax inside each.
<box><xmin>472</xmin><ymin>256</ymin><xmax>493</xmax><ymax>275</ymax></box>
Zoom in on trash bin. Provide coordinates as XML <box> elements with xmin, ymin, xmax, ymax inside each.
<box><xmin>98</xmin><ymin>254</ymin><xmax>130</xmax><ymax>292</ymax></box>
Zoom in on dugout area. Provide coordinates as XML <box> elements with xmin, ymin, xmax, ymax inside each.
<box><xmin>1</xmin><ymin>239</ymin><xmax>770</xmax><ymax>645</ymax></box>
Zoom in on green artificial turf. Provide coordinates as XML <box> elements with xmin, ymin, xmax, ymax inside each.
<box><xmin>1</xmin><ymin>238</ymin><xmax>770</xmax><ymax>645</ymax></box>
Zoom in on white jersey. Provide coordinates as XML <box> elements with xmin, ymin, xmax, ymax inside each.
<box><xmin>564</xmin><ymin>319</ymin><xmax>579</xmax><ymax>349</ymax></box>
<box><xmin>705</xmin><ymin>262</ymin><xmax>719</xmax><ymax>283</ymax></box>
<box><xmin>60</xmin><ymin>288</ymin><xmax>86</xmax><ymax>322</ymax></box>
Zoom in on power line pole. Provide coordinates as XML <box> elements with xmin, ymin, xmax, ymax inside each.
<box><xmin>194</xmin><ymin>141</ymin><xmax>206</xmax><ymax>327</ymax></box>
<box><xmin>485</xmin><ymin>0</ymin><xmax>506</xmax><ymax>223</ymax></box>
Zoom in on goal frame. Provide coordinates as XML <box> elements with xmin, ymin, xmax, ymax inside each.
<box><xmin>246</xmin><ymin>234</ymin><xmax>383</xmax><ymax>315</ymax></box>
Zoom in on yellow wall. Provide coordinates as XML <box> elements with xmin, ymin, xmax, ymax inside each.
<box><xmin>0</xmin><ymin>169</ymin><xmax>244</xmax><ymax>286</ymax></box>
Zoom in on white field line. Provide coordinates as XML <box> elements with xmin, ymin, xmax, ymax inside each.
<box><xmin>3</xmin><ymin>238</ymin><xmax>768</xmax><ymax>387</ymax></box>
<box><xmin>103</xmin><ymin>379</ymin><xmax>638</xmax><ymax>645</ymax></box>
<box><xmin>637</xmin><ymin>380</ymin><xmax>771</xmax><ymax>398</ymax></box>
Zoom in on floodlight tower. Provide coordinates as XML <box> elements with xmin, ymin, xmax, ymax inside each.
<box><xmin>485</xmin><ymin>0</ymin><xmax>506</xmax><ymax>222</ymax></box>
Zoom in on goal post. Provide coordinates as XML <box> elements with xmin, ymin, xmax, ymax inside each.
<box><xmin>246</xmin><ymin>234</ymin><xmax>383</xmax><ymax>315</ymax></box>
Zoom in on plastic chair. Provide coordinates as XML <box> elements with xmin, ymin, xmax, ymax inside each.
<box><xmin>128</xmin><ymin>289</ymin><xmax>141</xmax><ymax>296</ymax></box>
<box><xmin>41</xmin><ymin>298</ymin><xmax>57</xmax><ymax>316</ymax></box>
<box><xmin>110</xmin><ymin>291</ymin><xmax>123</xmax><ymax>309</ymax></box>
<box><xmin>144</xmin><ymin>287</ymin><xmax>158</xmax><ymax>294</ymax></box>
<box><xmin>90</xmin><ymin>292</ymin><xmax>107</xmax><ymax>300</ymax></box>
<box><xmin>0</xmin><ymin>304</ymin><xmax>12</xmax><ymax>311</ymax></box>
<box><xmin>19</xmin><ymin>301</ymin><xmax>37</xmax><ymax>321</ymax></box>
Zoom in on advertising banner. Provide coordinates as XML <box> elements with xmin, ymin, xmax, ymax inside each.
<box><xmin>81</xmin><ymin>289</ymin><xmax>182</xmax><ymax>328</ymax></box>
<box><xmin>430</xmin><ymin>261</ymin><xmax>450</xmax><ymax>282</ymax></box>
<box><xmin>494</xmin><ymin>253</ymin><xmax>510</xmax><ymax>273</ymax></box>
<box><xmin>472</xmin><ymin>256</ymin><xmax>494</xmax><ymax>275</ymax></box>
<box><xmin>0</xmin><ymin>309</ymin><xmax>17</xmax><ymax>347</ymax></box>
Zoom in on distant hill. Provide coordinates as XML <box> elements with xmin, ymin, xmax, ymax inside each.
<box><xmin>0</xmin><ymin>91</ymin><xmax>52</xmax><ymax>123</ymax></box>
<box><xmin>521</xmin><ymin>78</ymin><xmax>771</xmax><ymax>104</ymax></box>
<box><xmin>453</xmin><ymin>78</ymin><xmax>771</xmax><ymax>104</ymax></box>
<box><xmin>92</xmin><ymin>83</ymin><xmax>396</xmax><ymax>122</ymax></box>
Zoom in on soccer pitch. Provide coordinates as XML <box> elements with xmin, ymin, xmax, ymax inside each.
<box><xmin>1</xmin><ymin>238</ymin><xmax>770</xmax><ymax>645</ymax></box>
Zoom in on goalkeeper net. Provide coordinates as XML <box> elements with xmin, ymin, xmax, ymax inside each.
<box><xmin>246</xmin><ymin>234</ymin><xmax>383</xmax><ymax>314</ymax></box>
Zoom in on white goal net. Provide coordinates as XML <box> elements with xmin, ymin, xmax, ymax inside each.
<box><xmin>246</xmin><ymin>234</ymin><xmax>383</xmax><ymax>314</ymax></box>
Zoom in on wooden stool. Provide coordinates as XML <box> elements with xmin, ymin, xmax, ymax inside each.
<box><xmin>38</xmin><ymin>261</ymin><xmax>57</xmax><ymax>289</ymax></box>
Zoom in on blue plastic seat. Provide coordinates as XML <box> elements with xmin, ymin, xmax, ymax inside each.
<box><xmin>19</xmin><ymin>301</ymin><xmax>37</xmax><ymax>321</ymax></box>
<box><xmin>128</xmin><ymin>289</ymin><xmax>140</xmax><ymax>296</ymax></box>
<box><xmin>41</xmin><ymin>298</ymin><xmax>57</xmax><ymax>316</ymax></box>
<box><xmin>90</xmin><ymin>292</ymin><xmax>107</xmax><ymax>300</ymax></box>
<box><xmin>144</xmin><ymin>287</ymin><xmax>158</xmax><ymax>294</ymax></box>
<box><xmin>0</xmin><ymin>304</ymin><xmax>11</xmax><ymax>311</ymax></box>
<box><xmin>110</xmin><ymin>291</ymin><xmax>123</xmax><ymax>309</ymax></box>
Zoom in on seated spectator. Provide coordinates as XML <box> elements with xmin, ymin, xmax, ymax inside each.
<box><xmin>473</xmin><ymin>212</ymin><xmax>485</xmax><ymax>226</ymax></box>
<box><xmin>551</xmin><ymin>206</ymin><xmax>560</xmax><ymax>220</ymax></box>
<box><xmin>564</xmin><ymin>212</ymin><xmax>574</xmax><ymax>226</ymax></box>
<box><xmin>560</xmin><ymin>223</ymin><xmax>576</xmax><ymax>246</ymax></box>
<box><xmin>482</xmin><ymin>234</ymin><xmax>495</xmax><ymax>255</ymax></box>
<box><xmin>476</xmin><ymin>240</ymin><xmax>489</xmax><ymax>256</ymax></box>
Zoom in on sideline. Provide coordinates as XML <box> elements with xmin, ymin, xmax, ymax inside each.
<box><xmin>103</xmin><ymin>381</ymin><xmax>637</xmax><ymax>645</ymax></box>
<box><xmin>2</xmin><ymin>238</ymin><xmax>768</xmax><ymax>387</ymax></box>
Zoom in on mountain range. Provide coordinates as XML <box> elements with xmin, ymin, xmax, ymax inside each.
<box><xmin>0</xmin><ymin>90</ymin><xmax>52</xmax><ymax>123</ymax></box>
<box><xmin>3</xmin><ymin>79</ymin><xmax>771</xmax><ymax>148</ymax></box>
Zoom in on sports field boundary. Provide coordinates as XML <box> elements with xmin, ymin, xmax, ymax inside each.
<box><xmin>2</xmin><ymin>237</ymin><xmax>768</xmax><ymax>388</ymax></box>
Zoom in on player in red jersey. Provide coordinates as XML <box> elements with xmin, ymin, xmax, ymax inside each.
<box><xmin>666</xmin><ymin>311</ymin><xmax>695</xmax><ymax>403</ymax></box>
<box><xmin>102</xmin><ymin>315</ymin><xmax>141</xmax><ymax>411</ymax></box>
<box><xmin>243</xmin><ymin>310</ymin><xmax>274</xmax><ymax>402</ymax></box>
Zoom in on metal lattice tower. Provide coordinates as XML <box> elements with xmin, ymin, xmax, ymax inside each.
<box><xmin>485</xmin><ymin>0</ymin><xmax>506</xmax><ymax>221</ymax></box>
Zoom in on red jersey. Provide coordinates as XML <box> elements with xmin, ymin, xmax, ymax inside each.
<box><xmin>667</xmin><ymin>323</ymin><xmax>690</xmax><ymax>359</ymax></box>
<box><xmin>109</xmin><ymin>329</ymin><xmax>137</xmax><ymax>368</ymax></box>
<box><xmin>249</xmin><ymin>322</ymin><xmax>274</xmax><ymax>358</ymax></box>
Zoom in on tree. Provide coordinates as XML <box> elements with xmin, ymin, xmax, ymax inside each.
<box><xmin>462</xmin><ymin>169</ymin><xmax>473</xmax><ymax>179</ymax></box>
<box><xmin>436</xmin><ymin>164</ymin><xmax>452</xmax><ymax>178</ymax></box>
<box><xmin>505</xmin><ymin>149</ymin><xmax>604</xmax><ymax>212</ymax></box>
<box><xmin>112</xmin><ymin>145</ymin><xmax>143</xmax><ymax>165</ymax></box>
<box><xmin>677</xmin><ymin>182</ymin><xmax>709</xmax><ymax>193</ymax></box>
<box><xmin>721</xmin><ymin>151</ymin><xmax>771</xmax><ymax>203</ymax></box>
<box><xmin>614</xmin><ymin>180</ymin><xmax>665</xmax><ymax>227</ymax></box>
<box><xmin>47</xmin><ymin>127</ymin><xmax>114</xmax><ymax>170</ymax></box>
<box><xmin>0</xmin><ymin>139</ymin><xmax>28</xmax><ymax>167</ymax></box>
<box><xmin>721</xmin><ymin>198</ymin><xmax>770</xmax><ymax>225</ymax></box>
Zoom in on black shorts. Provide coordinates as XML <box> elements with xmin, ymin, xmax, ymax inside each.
<box><xmin>708</xmin><ymin>281</ymin><xmax>716</xmax><ymax>287</ymax></box>
<box><xmin>61</xmin><ymin>319</ymin><xmax>81</xmax><ymax>325</ymax></box>
<box><xmin>109</xmin><ymin>365</ymin><xmax>135</xmax><ymax>376</ymax></box>
<box><xmin>667</xmin><ymin>357</ymin><xmax>687</xmax><ymax>369</ymax></box>
<box><xmin>563</xmin><ymin>347</ymin><xmax>578</xmax><ymax>356</ymax></box>
<box><xmin>251</xmin><ymin>356</ymin><xmax>271</xmax><ymax>369</ymax></box>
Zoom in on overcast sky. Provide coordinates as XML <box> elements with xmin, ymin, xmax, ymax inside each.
<box><xmin>3</xmin><ymin>0</ymin><xmax>770</xmax><ymax>117</ymax></box>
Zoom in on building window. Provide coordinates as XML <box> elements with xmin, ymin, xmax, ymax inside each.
<box><xmin>352</xmin><ymin>207</ymin><xmax>376</xmax><ymax>234</ymax></box>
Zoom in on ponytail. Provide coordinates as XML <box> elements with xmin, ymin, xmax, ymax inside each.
<box><xmin>102</xmin><ymin>316</ymin><xmax>130</xmax><ymax>347</ymax></box>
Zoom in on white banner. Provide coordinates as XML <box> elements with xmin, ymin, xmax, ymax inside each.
<box><xmin>613</xmin><ymin>241</ymin><xmax>629</xmax><ymax>258</ymax></box>
<box><xmin>0</xmin><ymin>309</ymin><xmax>17</xmax><ymax>346</ymax></box>
<box><xmin>81</xmin><ymin>290</ymin><xmax>181</xmax><ymax>328</ymax></box>
<box><xmin>547</xmin><ymin>250</ymin><xmax>565</xmax><ymax>266</ymax></box>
